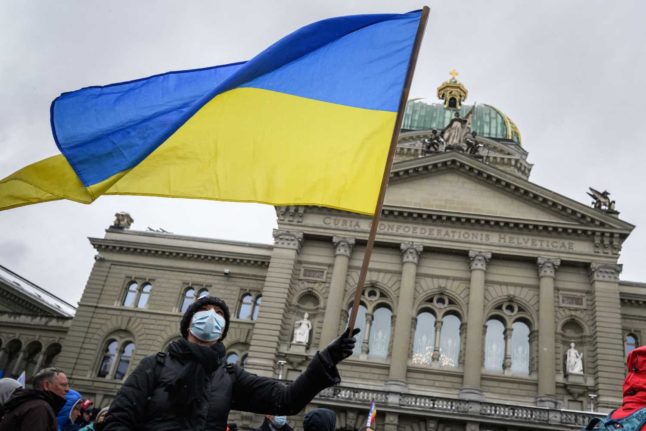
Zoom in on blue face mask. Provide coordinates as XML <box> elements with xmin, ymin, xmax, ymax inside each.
<box><xmin>272</xmin><ymin>416</ymin><xmax>287</xmax><ymax>427</ymax></box>
<box><xmin>190</xmin><ymin>309</ymin><xmax>226</xmax><ymax>342</ymax></box>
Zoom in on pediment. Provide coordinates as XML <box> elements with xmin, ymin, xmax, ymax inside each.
<box><xmin>385</xmin><ymin>152</ymin><xmax>634</xmax><ymax>233</ymax></box>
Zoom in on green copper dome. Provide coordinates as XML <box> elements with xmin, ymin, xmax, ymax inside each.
<box><xmin>402</xmin><ymin>101</ymin><xmax>522</xmax><ymax>146</ymax></box>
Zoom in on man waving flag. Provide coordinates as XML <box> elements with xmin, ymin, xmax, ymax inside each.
<box><xmin>0</xmin><ymin>10</ymin><xmax>426</xmax><ymax>215</ymax></box>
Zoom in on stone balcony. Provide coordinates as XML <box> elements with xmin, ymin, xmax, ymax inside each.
<box><xmin>314</xmin><ymin>385</ymin><xmax>603</xmax><ymax>430</ymax></box>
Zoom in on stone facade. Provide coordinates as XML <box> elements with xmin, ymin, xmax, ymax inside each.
<box><xmin>6</xmin><ymin>78</ymin><xmax>646</xmax><ymax>430</ymax></box>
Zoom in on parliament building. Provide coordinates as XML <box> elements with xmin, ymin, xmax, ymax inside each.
<box><xmin>1</xmin><ymin>75</ymin><xmax>645</xmax><ymax>431</ymax></box>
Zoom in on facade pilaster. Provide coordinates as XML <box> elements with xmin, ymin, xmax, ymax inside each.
<box><xmin>460</xmin><ymin>250</ymin><xmax>491</xmax><ymax>400</ymax></box>
<box><xmin>387</xmin><ymin>242</ymin><xmax>423</xmax><ymax>387</ymax></box>
<box><xmin>536</xmin><ymin>257</ymin><xmax>560</xmax><ymax>408</ymax></box>
<box><xmin>589</xmin><ymin>262</ymin><xmax>625</xmax><ymax>411</ymax></box>
<box><xmin>245</xmin><ymin>229</ymin><xmax>302</xmax><ymax>377</ymax></box>
<box><xmin>319</xmin><ymin>237</ymin><xmax>355</xmax><ymax>348</ymax></box>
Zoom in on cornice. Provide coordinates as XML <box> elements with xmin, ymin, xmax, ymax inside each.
<box><xmin>0</xmin><ymin>285</ymin><xmax>63</xmax><ymax>317</ymax></box>
<box><xmin>389</xmin><ymin>152</ymin><xmax>634</xmax><ymax>233</ymax></box>
<box><xmin>620</xmin><ymin>293</ymin><xmax>646</xmax><ymax>306</ymax></box>
<box><xmin>90</xmin><ymin>238</ymin><xmax>271</xmax><ymax>267</ymax></box>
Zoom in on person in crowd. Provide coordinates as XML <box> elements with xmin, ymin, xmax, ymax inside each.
<box><xmin>80</xmin><ymin>406</ymin><xmax>109</xmax><ymax>431</ymax></box>
<box><xmin>57</xmin><ymin>389</ymin><xmax>83</xmax><ymax>431</ymax></box>
<box><xmin>0</xmin><ymin>377</ymin><xmax>22</xmax><ymax>416</ymax></box>
<box><xmin>77</xmin><ymin>400</ymin><xmax>95</xmax><ymax>427</ymax></box>
<box><xmin>0</xmin><ymin>367</ymin><xmax>68</xmax><ymax>431</ymax></box>
<box><xmin>303</xmin><ymin>408</ymin><xmax>336</xmax><ymax>431</ymax></box>
<box><xmin>584</xmin><ymin>345</ymin><xmax>646</xmax><ymax>430</ymax></box>
<box><xmin>254</xmin><ymin>414</ymin><xmax>293</xmax><ymax>431</ymax></box>
<box><xmin>103</xmin><ymin>295</ymin><xmax>359</xmax><ymax>430</ymax></box>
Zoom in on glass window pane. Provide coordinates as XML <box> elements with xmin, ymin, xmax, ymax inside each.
<box><xmin>252</xmin><ymin>296</ymin><xmax>262</xmax><ymax>321</ymax></box>
<box><xmin>137</xmin><ymin>283</ymin><xmax>152</xmax><ymax>308</ymax></box>
<box><xmin>238</xmin><ymin>294</ymin><xmax>253</xmax><ymax>320</ymax></box>
<box><xmin>226</xmin><ymin>353</ymin><xmax>239</xmax><ymax>365</ymax></box>
<box><xmin>439</xmin><ymin>314</ymin><xmax>460</xmax><ymax>367</ymax></box>
<box><xmin>114</xmin><ymin>342</ymin><xmax>135</xmax><ymax>380</ymax></box>
<box><xmin>412</xmin><ymin>311</ymin><xmax>436</xmax><ymax>366</ymax></box>
<box><xmin>180</xmin><ymin>288</ymin><xmax>196</xmax><ymax>313</ymax></box>
<box><xmin>369</xmin><ymin>307</ymin><xmax>392</xmax><ymax>360</ymax></box>
<box><xmin>123</xmin><ymin>282</ymin><xmax>138</xmax><ymax>307</ymax></box>
<box><xmin>625</xmin><ymin>334</ymin><xmax>638</xmax><ymax>357</ymax></box>
<box><xmin>98</xmin><ymin>340</ymin><xmax>118</xmax><ymax>378</ymax></box>
<box><xmin>197</xmin><ymin>289</ymin><xmax>209</xmax><ymax>299</ymax></box>
<box><xmin>350</xmin><ymin>304</ymin><xmax>367</xmax><ymax>357</ymax></box>
<box><xmin>511</xmin><ymin>321</ymin><xmax>530</xmax><ymax>374</ymax></box>
<box><xmin>484</xmin><ymin>319</ymin><xmax>505</xmax><ymax>372</ymax></box>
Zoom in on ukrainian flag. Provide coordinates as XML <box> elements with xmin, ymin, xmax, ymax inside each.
<box><xmin>0</xmin><ymin>10</ymin><xmax>423</xmax><ymax>215</ymax></box>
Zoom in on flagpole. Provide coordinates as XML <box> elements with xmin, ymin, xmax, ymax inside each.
<box><xmin>347</xmin><ymin>6</ymin><xmax>430</xmax><ymax>331</ymax></box>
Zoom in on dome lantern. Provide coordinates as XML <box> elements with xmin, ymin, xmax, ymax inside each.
<box><xmin>437</xmin><ymin>69</ymin><xmax>468</xmax><ymax>110</ymax></box>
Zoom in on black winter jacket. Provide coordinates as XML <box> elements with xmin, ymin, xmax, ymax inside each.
<box><xmin>104</xmin><ymin>350</ymin><xmax>340</xmax><ymax>431</ymax></box>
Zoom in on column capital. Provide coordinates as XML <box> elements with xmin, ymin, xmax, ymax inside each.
<box><xmin>401</xmin><ymin>242</ymin><xmax>423</xmax><ymax>264</ymax></box>
<box><xmin>589</xmin><ymin>262</ymin><xmax>622</xmax><ymax>282</ymax></box>
<box><xmin>332</xmin><ymin>236</ymin><xmax>355</xmax><ymax>257</ymax></box>
<box><xmin>537</xmin><ymin>257</ymin><xmax>561</xmax><ymax>278</ymax></box>
<box><xmin>468</xmin><ymin>250</ymin><xmax>491</xmax><ymax>271</ymax></box>
<box><xmin>272</xmin><ymin>229</ymin><xmax>303</xmax><ymax>250</ymax></box>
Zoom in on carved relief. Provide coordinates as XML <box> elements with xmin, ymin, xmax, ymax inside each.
<box><xmin>589</xmin><ymin>263</ymin><xmax>622</xmax><ymax>282</ymax></box>
<box><xmin>272</xmin><ymin>229</ymin><xmax>303</xmax><ymax>250</ymax></box>
<box><xmin>401</xmin><ymin>242</ymin><xmax>423</xmax><ymax>265</ymax></box>
<box><xmin>333</xmin><ymin>236</ymin><xmax>355</xmax><ymax>257</ymax></box>
<box><xmin>537</xmin><ymin>257</ymin><xmax>560</xmax><ymax>278</ymax></box>
<box><xmin>468</xmin><ymin>250</ymin><xmax>491</xmax><ymax>271</ymax></box>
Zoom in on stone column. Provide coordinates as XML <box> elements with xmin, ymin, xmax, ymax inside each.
<box><xmin>319</xmin><ymin>237</ymin><xmax>355</xmax><ymax>348</ymax></box>
<box><xmin>245</xmin><ymin>229</ymin><xmax>302</xmax><ymax>377</ymax></box>
<box><xmin>388</xmin><ymin>242</ymin><xmax>423</xmax><ymax>388</ymax></box>
<box><xmin>460</xmin><ymin>250</ymin><xmax>491</xmax><ymax>400</ymax></box>
<box><xmin>503</xmin><ymin>325</ymin><xmax>513</xmax><ymax>375</ymax></box>
<box><xmin>361</xmin><ymin>314</ymin><xmax>373</xmax><ymax>357</ymax></box>
<box><xmin>536</xmin><ymin>257</ymin><xmax>560</xmax><ymax>408</ymax></box>
<box><xmin>589</xmin><ymin>263</ymin><xmax>625</xmax><ymax>411</ymax></box>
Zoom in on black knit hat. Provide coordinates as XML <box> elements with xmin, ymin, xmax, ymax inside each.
<box><xmin>180</xmin><ymin>295</ymin><xmax>230</xmax><ymax>341</ymax></box>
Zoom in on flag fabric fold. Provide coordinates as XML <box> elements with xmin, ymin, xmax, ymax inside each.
<box><xmin>0</xmin><ymin>10</ymin><xmax>423</xmax><ymax>215</ymax></box>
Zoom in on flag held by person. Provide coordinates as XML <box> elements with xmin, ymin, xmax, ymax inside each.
<box><xmin>0</xmin><ymin>10</ymin><xmax>424</xmax><ymax>215</ymax></box>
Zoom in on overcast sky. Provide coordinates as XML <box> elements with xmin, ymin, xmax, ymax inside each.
<box><xmin>1</xmin><ymin>1</ymin><xmax>645</xmax><ymax>307</ymax></box>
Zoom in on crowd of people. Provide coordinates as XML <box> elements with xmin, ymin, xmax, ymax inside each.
<box><xmin>0</xmin><ymin>294</ymin><xmax>643</xmax><ymax>430</ymax></box>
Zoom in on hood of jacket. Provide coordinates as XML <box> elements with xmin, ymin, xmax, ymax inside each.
<box><xmin>613</xmin><ymin>345</ymin><xmax>646</xmax><ymax>419</ymax></box>
<box><xmin>303</xmin><ymin>408</ymin><xmax>336</xmax><ymax>431</ymax></box>
<box><xmin>3</xmin><ymin>388</ymin><xmax>66</xmax><ymax>415</ymax></box>
<box><xmin>57</xmin><ymin>389</ymin><xmax>82</xmax><ymax>429</ymax></box>
<box><xmin>0</xmin><ymin>378</ymin><xmax>21</xmax><ymax>405</ymax></box>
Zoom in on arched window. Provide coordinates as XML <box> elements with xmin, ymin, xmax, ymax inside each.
<box><xmin>368</xmin><ymin>306</ymin><xmax>392</xmax><ymax>360</ymax></box>
<box><xmin>484</xmin><ymin>319</ymin><xmax>505</xmax><ymax>372</ymax></box>
<box><xmin>511</xmin><ymin>321</ymin><xmax>530</xmax><ymax>374</ymax></box>
<box><xmin>23</xmin><ymin>341</ymin><xmax>43</xmax><ymax>379</ymax></box>
<box><xmin>241</xmin><ymin>354</ymin><xmax>248</xmax><ymax>368</ymax></box>
<box><xmin>123</xmin><ymin>282</ymin><xmax>138</xmax><ymax>307</ymax></box>
<box><xmin>41</xmin><ymin>343</ymin><xmax>62</xmax><ymax>369</ymax></box>
<box><xmin>97</xmin><ymin>340</ymin><xmax>118</xmax><ymax>378</ymax></box>
<box><xmin>351</xmin><ymin>304</ymin><xmax>368</xmax><ymax>357</ymax></box>
<box><xmin>237</xmin><ymin>293</ymin><xmax>262</xmax><ymax>320</ymax></box>
<box><xmin>226</xmin><ymin>353</ymin><xmax>239</xmax><ymax>365</ymax></box>
<box><xmin>137</xmin><ymin>283</ymin><xmax>152</xmax><ymax>308</ymax></box>
<box><xmin>123</xmin><ymin>280</ymin><xmax>153</xmax><ymax>309</ymax></box>
<box><xmin>180</xmin><ymin>288</ymin><xmax>196</xmax><ymax>313</ymax></box>
<box><xmin>439</xmin><ymin>314</ymin><xmax>461</xmax><ymax>367</ymax></box>
<box><xmin>625</xmin><ymin>334</ymin><xmax>639</xmax><ymax>357</ymax></box>
<box><xmin>252</xmin><ymin>295</ymin><xmax>262</xmax><ymax>320</ymax></box>
<box><xmin>97</xmin><ymin>338</ymin><xmax>135</xmax><ymax>380</ymax></box>
<box><xmin>114</xmin><ymin>342</ymin><xmax>135</xmax><ymax>380</ymax></box>
<box><xmin>197</xmin><ymin>288</ymin><xmax>209</xmax><ymax>299</ymax></box>
<box><xmin>238</xmin><ymin>294</ymin><xmax>253</xmax><ymax>319</ymax></box>
<box><xmin>412</xmin><ymin>311</ymin><xmax>436</xmax><ymax>366</ymax></box>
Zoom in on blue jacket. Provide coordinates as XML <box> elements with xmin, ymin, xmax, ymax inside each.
<box><xmin>56</xmin><ymin>389</ymin><xmax>82</xmax><ymax>431</ymax></box>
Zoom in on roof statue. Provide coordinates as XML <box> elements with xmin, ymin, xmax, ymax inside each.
<box><xmin>111</xmin><ymin>211</ymin><xmax>134</xmax><ymax>229</ymax></box>
<box><xmin>587</xmin><ymin>188</ymin><xmax>618</xmax><ymax>213</ymax></box>
<box><xmin>442</xmin><ymin>106</ymin><xmax>476</xmax><ymax>151</ymax></box>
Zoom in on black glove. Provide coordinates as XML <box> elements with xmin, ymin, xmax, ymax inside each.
<box><xmin>323</xmin><ymin>327</ymin><xmax>361</xmax><ymax>364</ymax></box>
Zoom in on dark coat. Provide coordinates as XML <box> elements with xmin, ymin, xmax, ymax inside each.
<box><xmin>0</xmin><ymin>388</ymin><xmax>65</xmax><ymax>431</ymax></box>
<box><xmin>104</xmin><ymin>350</ymin><xmax>340</xmax><ymax>431</ymax></box>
